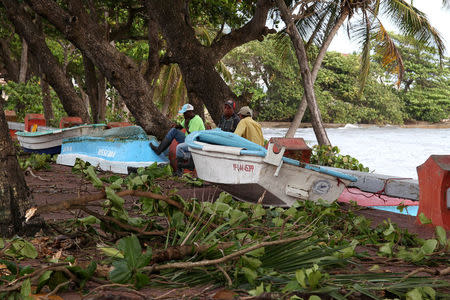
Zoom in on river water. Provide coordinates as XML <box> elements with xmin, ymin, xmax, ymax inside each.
<box><xmin>263</xmin><ymin>125</ymin><xmax>450</xmax><ymax>180</ymax></box>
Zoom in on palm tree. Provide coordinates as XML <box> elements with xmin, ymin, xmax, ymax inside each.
<box><xmin>275</xmin><ymin>0</ymin><xmax>446</xmax><ymax>141</ymax></box>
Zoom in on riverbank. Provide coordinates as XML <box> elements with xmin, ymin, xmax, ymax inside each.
<box><xmin>260</xmin><ymin>120</ymin><xmax>450</xmax><ymax>129</ymax></box>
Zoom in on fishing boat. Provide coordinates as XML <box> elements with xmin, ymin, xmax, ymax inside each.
<box><xmin>16</xmin><ymin>124</ymin><xmax>106</xmax><ymax>154</ymax></box>
<box><xmin>56</xmin><ymin>126</ymin><xmax>169</xmax><ymax>174</ymax></box>
<box><xmin>185</xmin><ymin>129</ymin><xmax>357</xmax><ymax>207</ymax></box>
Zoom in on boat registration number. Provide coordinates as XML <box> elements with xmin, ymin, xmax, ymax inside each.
<box><xmin>233</xmin><ymin>163</ymin><xmax>255</xmax><ymax>173</ymax></box>
<box><xmin>98</xmin><ymin>148</ymin><xmax>116</xmax><ymax>158</ymax></box>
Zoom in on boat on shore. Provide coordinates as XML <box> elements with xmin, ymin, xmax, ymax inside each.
<box><xmin>16</xmin><ymin>124</ymin><xmax>106</xmax><ymax>154</ymax></box>
<box><xmin>185</xmin><ymin>129</ymin><xmax>357</xmax><ymax>207</ymax></box>
<box><xmin>56</xmin><ymin>126</ymin><xmax>169</xmax><ymax>174</ymax></box>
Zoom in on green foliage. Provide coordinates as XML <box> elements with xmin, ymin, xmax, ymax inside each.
<box><xmin>310</xmin><ymin>145</ymin><xmax>369</xmax><ymax>172</ymax></box>
<box><xmin>1</xmin><ymin>78</ymin><xmax>66</xmax><ymax>126</ymax></box>
<box><xmin>224</xmin><ymin>36</ymin><xmax>407</xmax><ymax>124</ymax></box>
<box><xmin>18</xmin><ymin>153</ymin><xmax>54</xmax><ymax>171</ymax></box>
<box><xmin>109</xmin><ymin>235</ymin><xmax>152</xmax><ymax>289</ymax></box>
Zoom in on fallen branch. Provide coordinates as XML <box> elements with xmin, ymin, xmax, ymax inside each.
<box><xmin>26</xmin><ymin>167</ymin><xmax>50</xmax><ymax>181</ymax></box>
<box><xmin>27</xmin><ymin>189</ymin><xmax>217</xmax><ymax>228</ymax></box>
<box><xmin>143</xmin><ymin>233</ymin><xmax>311</xmax><ymax>272</ymax></box>
<box><xmin>82</xmin><ymin>283</ymin><xmax>147</xmax><ymax>299</ymax></box>
<box><xmin>80</xmin><ymin>207</ymin><xmax>167</xmax><ymax>236</ymax></box>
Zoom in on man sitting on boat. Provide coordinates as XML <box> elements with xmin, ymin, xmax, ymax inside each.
<box><xmin>217</xmin><ymin>99</ymin><xmax>240</xmax><ymax>132</ymax></box>
<box><xmin>234</xmin><ymin>106</ymin><xmax>264</xmax><ymax>146</ymax></box>
<box><xmin>150</xmin><ymin>103</ymin><xmax>205</xmax><ymax>174</ymax></box>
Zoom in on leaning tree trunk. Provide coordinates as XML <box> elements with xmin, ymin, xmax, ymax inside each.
<box><xmin>285</xmin><ymin>10</ymin><xmax>348</xmax><ymax>138</ymax></box>
<box><xmin>2</xmin><ymin>0</ymin><xmax>90</xmax><ymax>122</ymax></box>
<box><xmin>275</xmin><ymin>0</ymin><xmax>330</xmax><ymax>146</ymax></box>
<box><xmin>27</xmin><ymin>0</ymin><xmax>172</xmax><ymax>139</ymax></box>
<box><xmin>83</xmin><ymin>54</ymin><xmax>100</xmax><ymax>123</ymax></box>
<box><xmin>18</xmin><ymin>38</ymin><xmax>28</xmax><ymax>83</ymax></box>
<box><xmin>40</xmin><ymin>75</ymin><xmax>54</xmax><ymax>123</ymax></box>
<box><xmin>0</xmin><ymin>97</ymin><xmax>43</xmax><ymax>237</ymax></box>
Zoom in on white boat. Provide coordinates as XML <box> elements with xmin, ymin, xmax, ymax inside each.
<box><xmin>16</xmin><ymin>124</ymin><xmax>106</xmax><ymax>154</ymax></box>
<box><xmin>185</xmin><ymin>130</ymin><xmax>357</xmax><ymax>207</ymax></box>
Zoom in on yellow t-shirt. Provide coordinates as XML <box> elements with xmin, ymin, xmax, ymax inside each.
<box><xmin>234</xmin><ymin>117</ymin><xmax>264</xmax><ymax>146</ymax></box>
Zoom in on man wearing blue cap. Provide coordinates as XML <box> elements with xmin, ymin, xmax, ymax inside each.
<box><xmin>150</xmin><ymin>103</ymin><xmax>205</xmax><ymax>173</ymax></box>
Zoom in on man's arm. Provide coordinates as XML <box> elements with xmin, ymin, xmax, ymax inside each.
<box><xmin>234</xmin><ymin>120</ymin><xmax>245</xmax><ymax>137</ymax></box>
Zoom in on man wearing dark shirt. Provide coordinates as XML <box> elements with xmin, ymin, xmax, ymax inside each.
<box><xmin>217</xmin><ymin>99</ymin><xmax>240</xmax><ymax>132</ymax></box>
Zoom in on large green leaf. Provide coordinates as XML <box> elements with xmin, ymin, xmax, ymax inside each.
<box><xmin>117</xmin><ymin>235</ymin><xmax>142</xmax><ymax>269</ymax></box>
<box><xmin>110</xmin><ymin>260</ymin><xmax>132</xmax><ymax>283</ymax></box>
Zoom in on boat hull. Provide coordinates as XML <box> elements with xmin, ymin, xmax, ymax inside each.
<box><xmin>190</xmin><ymin>148</ymin><xmax>350</xmax><ymax>207</ymax></box>
<box><xmin>57</xmin><ymin>126</ymin><xmax>169</xmax><ymax>174</ymax></box>
<box><xmin>16</xmin><ymin>124</ymin><xmax>106</xmax><ymax>154</ymax></box>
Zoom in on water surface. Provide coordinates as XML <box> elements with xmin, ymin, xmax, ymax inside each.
<box><xmin>263</xmin><ymin>125</ymin><xmax>450</xmax><ymax>179</ymax></box>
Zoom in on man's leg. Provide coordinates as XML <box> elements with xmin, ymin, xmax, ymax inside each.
<box><xmin>150</xmin><ymin>128</ymin><xmax>185</xmax><ymax>155</ymax></box>
<box><xmin>175</xmin><ymin>142</ymin><xmax>195</xmax><ymax>174</ymax></box>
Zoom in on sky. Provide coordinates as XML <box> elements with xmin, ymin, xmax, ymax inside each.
<box><xmin>329</xmin><ymin>0</ymin><xmax>450</xmax><ymax>55</ymax></box>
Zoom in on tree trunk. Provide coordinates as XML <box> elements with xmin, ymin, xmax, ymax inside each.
<box><xmin>285</xmin><ymin>10</ymin><xmax>348</xmax><ymax>138</ymax></box>
<box><xmin>275</xmin><ymin>0</ymin><xmax>330</xmax><ymax>146</ymax></box>
<box><xmin>0</xmin><ymin>96</ymin><xmax>43</xmax><ymax>237</ymax></box>
<box><xmin>0</xmin><ymin>38</ymin><xmax>19</xmax><ymax>82</ymax></box>
<box><xmin>27</xmin><ymin>0</ymin><xmax>171</xmax><ymax>139</ymax></box>
<box><xmin>40</xmin><ymin>76</ymin><xmax>54</xmax><ymax>123</ymax></box>
<box><xmin>97</xmin><ymin>71</ymin><xmax>106</xmax><ymax>122</ymax></box>
<box><xmin>83</xmin><ymin>54</ymin><xmax>100</xmax><ymax>123</ymax></box>
<box><xmin>146</xmin><ymin>0</ymin><xmax>274</xmax><ymax>124</ymax></box>
<box><xmin>18</xmin><ymin>38</ymin><xmax>28</xmax><ymax>83</ymax></box>
<box><xmin>2</xmin><ymin>0</ymin><xmax>90</xmax><ymax>122</ymax></box>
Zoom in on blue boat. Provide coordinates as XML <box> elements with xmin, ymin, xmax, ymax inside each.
<box><xmin>56</xmin><ymin>126</ymin><xmax>169</xmax><ymax>174</ymax></box>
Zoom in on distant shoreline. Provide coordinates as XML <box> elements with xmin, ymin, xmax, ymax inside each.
<box><xmin>260</xmin><ymin>121</ymin><xmax>450</xmax><ymax>129</ymax></box>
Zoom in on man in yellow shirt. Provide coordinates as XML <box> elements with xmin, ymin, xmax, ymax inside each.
<box><xmin>234</xmin><ymin>106</ymin><xmax>264</xmax><ymax>146</ymax></box>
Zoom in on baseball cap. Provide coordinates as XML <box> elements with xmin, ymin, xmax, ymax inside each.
<box><xmin>178</xmin><ymin>103</ymin><xmax>194</xmax><ymax>114</ymax></box>
<box><xmin>238</xmin><ymin>106</ymin><xmax>252</xmax><ymax>117</ymax></box>
<box><xmin>224</xmin><ymin>100</ymin><xmax>236</xmax><ymax>109</ymax></box>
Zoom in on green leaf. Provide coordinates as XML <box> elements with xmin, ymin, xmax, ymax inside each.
<box><xmin>78</xmin><ymin>215</ymin><xmax>100</xmax><ymax>225</ymax></box>
<box><xmin>295</xmin><ymin>269</ymin><xmax>307</xmax><ymax>288</ymax></box>
<box><xmin>8</xmin><ymin>240</ymin><xmax>38</xmax><ymax>259</ymax></box>
<box><xmin>420</xmin><ymin>239</ymin><xmax>437</xmax><ymax>255</ymax></box>
<box><xmin>435</xmin><ymin>226</ymin><xmax>447</xmax><ymax>246</ymax></box>
<box><xmin>20</xmin><ymin>279</ymin><xmax>32</xmax><ymax>299</ymax></box>
<box><xmin>98</xmin><ymin>246</ymin><xmax>124</xmax><ymax>259</ymax></box>
<box><xmin>137</xmin><ymin>249</ymin><xmax>152</xmax><ymax>269</ymax></box>
<box><xmin>253</xmin><ymin>204</ymin><xmax>266</xmax><ymax>219</ymax></box>
<box><xmin>117</xmin><ymin>235</ymin><xmax>142</xmax><ymax>269</ymax></box>
<box><xmin>36</xmin><ymin>270</ymin><xmax>53</xmax><ymax>293</ymax></box>
<box><xmin>418</xmin><ymin>213</ymin><xmax>432</xmax><ymax>225</ymax></box>
<box><xmin>106</xmin><ymin>187</ymin><xmax>125</xmax><ymax>209</ymax></box>
<box><xmin>308</xmin><ymin>296</ymin><xmax>321</xmax><ymax>300</ymax></box>
<box><xmin>0</xmin><ymin>238</ymin><xmax>4</xmax><ymax>248</ymax></box>
<box><xmin>406</xmin><ymin>288</ymin><xmax>423</xmax><ymax>300</ymax></box>
<box><xmin>379</xmin><ymin>242</ymin><xmax>393</xmax><ymax>256</ymax></box>
<box><xmin>241</xmin><ymin>256</ymin><xmax>262</xmax><ymax>269</ymax></box>
<box><xmin>242</xmin><ymin>267</ymin><xmax>257</xmax><ymax>284</ymax></box>
<box><xmin>85</xmin><ymin>166</ymin><xmax>103</xmax><ymax>188</ymax></box>
<box><xmin>134</xmin><ymin>272</ymin><xmax>150</xmax><ymax>289</ymax></box>
<box><xmin>110</xmin><ymin>178</ymin><xmax>124</xmax><ymax>190</ymax></box>
<box><xmin>110</xmin><ymin>260</ymin><xmax>132</xmax><ymax>283</ymax></box>
<box><xmin>307</xmin><ymin>269</ymin><xmax>322</xmax><ymax>289</ymax></box>
<box><xmin>248</xmin><ymin>283</ymin><xmax>264</xmax><ymax>296</ymax></box>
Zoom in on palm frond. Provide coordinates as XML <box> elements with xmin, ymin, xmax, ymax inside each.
<box><xmin>382</xmin><ymin>0</ymin><xmax>445</xmax><ymax>61</ymax></box>
<box><xmin>372</xmin><ymin>22</ymin><xmax>404</xmax><ymax>86</ymax></box>
<box><xmin>354</xmin><ymin>10</ymin><xmax>373</xmax><ymax>93</ymax></box>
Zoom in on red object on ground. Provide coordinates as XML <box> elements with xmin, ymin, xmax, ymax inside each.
<box><xmin>24</xmin><ymin>113</ymin><xmax>46</xmax><ymax>132</ymax></box>
<box><xmin>4</xmin><ymin>110</ymin><xmax>17</xmax><ymax>122</ymax></box>
<box><xmin>416</xmin><ymin>155</ymin><xmax>450</xmax><ymax>230</ymax></box>
<box><xmin>107</xmin><ymin>122</ymin><xmax>133</xmax><ymax>128</ymax></box>
<box><xmin>268</xmin><ymin>137</ymin><xmax>312</xmax><ymax>163</ymax></box>
<box><xmin>9</xmin><ymin>129</ymin><xmax>17</xmax><ymax>140</ymax></box>
<box><xmin>59</xmin><ymin>116</ymin><xmax>83</xmax><ymax>128</ymax></box>
<box><xmin>169</xmin><ymin>139</ymin><xmax>179</xmax><ymax>172</ymax></box>
<box><xmin>338</xmin><ymin>188</ymin><xmax>418</xmax><ymax>207</ymax></box>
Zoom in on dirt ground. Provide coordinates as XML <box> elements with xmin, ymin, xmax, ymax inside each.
<box><xmin>23</xmin><ymin>164</ymin><xmax>445</xmax><ymax>299</ymax></box>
